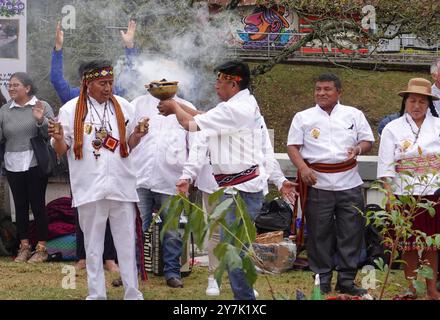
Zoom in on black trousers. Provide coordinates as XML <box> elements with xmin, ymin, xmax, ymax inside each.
<box><xmin>6</xmin><ymin>166</ymin><xmax>48</xmax><ymax>241</ymax></box>
<box><xmin>305</xmin><ymin>186</ymin><xmax>365</xmax><ymax>285</ymax></box>
<box><xmin>75</xmin><ymin>207</ymin><xmax>117</xmax><ymax>261</ymax></box>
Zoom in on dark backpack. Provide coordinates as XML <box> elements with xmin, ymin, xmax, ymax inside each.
<box><xmin>255</xmin><ymin>198</ymin><xmax>293</xmax><ymax>237</ymax></box>
<box><xmin>363</xmin><ymin>204</ymin><xmax>387</xmax><ymax>267</ymax></box>
<box><xmin>0</xmin><ymin>216</ymin><xmax>18</xmax><ymax>256</ymax></box>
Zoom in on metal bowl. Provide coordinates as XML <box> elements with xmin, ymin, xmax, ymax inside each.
<box><xmin>146</xmin><ymin>80</ymin><xmax>178</xmax><ymax>101</ymax></box>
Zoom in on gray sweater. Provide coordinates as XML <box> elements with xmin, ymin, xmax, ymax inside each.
<box><xmin>0</xmin><ymin>99</ymin><xmax>55</xmax><ymax>167</ymax></box>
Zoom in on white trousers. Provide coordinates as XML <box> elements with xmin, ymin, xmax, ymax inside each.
<box><xmin>78</xmin><ymin>199</ymin><xmax>144</xmax><ymax>300</ymax></box>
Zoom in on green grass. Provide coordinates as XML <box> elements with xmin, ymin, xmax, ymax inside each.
<box><xmin>0</xmin><ymin>257</ymin><xmax>413</xmax><ymax>300</ymax></box>
<box><xmin>252</xmin><ymin>63</ymin><xmax>428</xmax><ymax>154</ymax></box>
<box><xmin>0</xmin><ymin>65</ymin><xmax>430</xmax><ymax>301</ymax></box>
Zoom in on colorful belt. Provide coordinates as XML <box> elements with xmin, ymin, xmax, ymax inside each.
<box><xmin>396</xmin><ymin>154</ymin><xmax>440</xmax><ymax>174</ymax></box>
<box><xmin>214</xmin><ymin>165</ymin><xmax>260</xmax><ymax>187</ymax></box>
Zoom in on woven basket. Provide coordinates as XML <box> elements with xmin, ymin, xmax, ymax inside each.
<box><xmin>255</xmin><ymin>231</ymin><xmax>284</xmax><ymax>244</ymax></box>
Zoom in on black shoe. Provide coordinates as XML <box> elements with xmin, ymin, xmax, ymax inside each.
<box><xmin>320</xmin><ymin>283</ymin><xmax>331</xmax><ymax>294</ymax></box>
<box><xmin>111</xmin><ymin>277</ymin><xmax>123</xmax><ymax>287</ymax></box>
<box><xmin>166</xmin><ymin>277</ymin><xmax>183</xmax><ymax>288</ymax></box>
<box><xmin>335</xmin><ymin>283</ymin><xmax>367</xmax><ymax>296</ymax></box>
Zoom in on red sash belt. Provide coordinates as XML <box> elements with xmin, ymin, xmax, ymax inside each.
<box><xmin>214</xmin><ymin>165</ymin><xmax>260</xmax><ymax>187</ymax></box>
<box><xmin>294</xmin><ymin>158</ymin><xmax>357</xmax><ymax>247</ymax></box>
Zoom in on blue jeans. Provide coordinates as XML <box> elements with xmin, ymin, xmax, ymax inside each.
<box><xmin>136</xmin><ymin>188</ymin><xmax>183</xmax><ymax>280</ymax></box>
<box><xmin>221</xmin><ymin>190</ymin><xmax>264</xmax><ymax>300</ymax></box>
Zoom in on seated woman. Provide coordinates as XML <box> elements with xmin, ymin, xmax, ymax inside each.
<box><xmin>377</xmin><ymin>78</ymin><xmax>440</xmax><ymax>299</ymax></box>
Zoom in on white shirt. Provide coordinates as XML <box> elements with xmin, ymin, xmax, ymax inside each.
<box><xmin>287</xmin><ymin>103</ymin><xmax>374</xmax><ymax>191</ymax></box>
<box><xmin>378</xmin><ymin>113</ymin><xmax>440</xmax><ymax>195</ymax></box>
<box><xmin>4</xmin><ymin>96</ymin><xmax>38</xmax><ymax>172</ymax></box>
<box><xmin>260</xmin><ymin>117</ymin><xmax>287</xmax><ymax>193</ymax></box>
<box><xmin>183</xmin><ymin>131</ymin><xmax>218</xmax><ymax>194</ymax></box>
<box><xmin>432</xmin><ymin>84</ymin><xmax>440</xmax><ymax>116</ymax></box>
<box><xmin>56</xmin><ymin>95</ymin><xmax>138</xmax><ymax>207</ymax></box>
<box><xmin>183</xmin><ymin>89</ymin><xmax>286</xmax><ymax>193</ymax></box>
<box><xmin>130</xmin><ymin>93</ymin><xmax>195</xmax><ymax>195</ymax></box>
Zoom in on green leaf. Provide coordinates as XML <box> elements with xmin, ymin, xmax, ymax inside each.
<box><xmin>435</xmin><ymin>234</ymin><xmax>440</xmax><ymax>247</ymax></box>
<box><xmin>234</xmin><ymin>194</ymin><xmax>257</xmax><ymax>243</ymax></box>
<box><xmin>418</xmin><ymin>265</ymin><xmax>433</xmax><ymax>280</ymax></box>
<box><xmin>182</xmin><ymin>196</ymin><xmax>191</xmax><ymax>216</ymax></box>
<box><xmin>214</xmin><ymin>258</ymin><xmax>227</xmax><ymax>288</ymax></box>
<box><xmin>208</xmin><ymin>188</ymin><xmax>225</xmax><ymax>207</ymax></box>
<box><xmin>160</xmin><ymin>197</ymin><xmax>183</xmax><ymax>242</ymax></box>
<box><xmin>234</xmin><ymin>227</ymin><xmax>247</xmax><ymax>248</ymax></box>
<box><xmin>426</xmin><ymin>236</ymin><xmax>433</xmax><ymax>247</ymax></box>
<box><xmin>187</xmin><ymin>207</ymin><xmax>207</xmax><ymax>249</ymax></box>
<box><xmin>223</xmin><ymin>244</ymin><xmax>242</xmax><ymax>270</ymax></box>
<box><xmin>242</xmin><ymin>255</ymin><xmax>258</xmax><ymax>287</ymax></box>
<box><xmin>213</xmin><ymin>242</ymin><xmax>228</xmax><ymax>260</ymax></box>
<box><xmin>374</xmin><ymin>257</ymin><xmax>385</xmax><ymax>272</ymax></box>
<box><xmin>412</xmin><ymin>279</ymin><xmax>426</xmax><ymax>295</ymax></box>
<box><xmin>398</xmin><ymin>170</ymin><xmax>414</xmax><ymax>177</ymax></box>
<box><xmin>399</xmin><ymin>195</ymin><xmax>412</xmax><ymax>206</ymax></box>
<box><xmin>210</xmin><ymin>198</ymin><xmax>234</xmax><ymax>221</ymax></box>
<box><xmin>427</xmin><ymin>206</ymin><xmax>436</xmax><ymax>218</ymax></box>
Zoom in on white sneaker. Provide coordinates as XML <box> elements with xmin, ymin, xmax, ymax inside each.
<box><xmin>254</xmin><ymin>289</ymin><xmax>259</xmax><ymax>298</ymax></box>
<box><xmin>206</xmin><ymin>276</ymin><xmax>220</xmax><ymax>296</ymax></box>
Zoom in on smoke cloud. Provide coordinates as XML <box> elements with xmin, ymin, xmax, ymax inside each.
<box><xmin>113</xmin><ymin>0</ymin><xmax>240</xmax><ymax>109</ymax></box>
<box><xmin>26</xmin><ymin>0</ymin><xmax>240</xmax><ymax>110</ymax></box>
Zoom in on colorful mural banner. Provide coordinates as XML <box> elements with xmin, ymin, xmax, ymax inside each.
<box><xmin>0</xmin><ymin>0</ymin><xmax>26</xmax><ymax>100</ymax></box>
<box><xmin>231</xmin><ymin>5</ymin><xmax>299</xmax><ymax>49</ymax></box>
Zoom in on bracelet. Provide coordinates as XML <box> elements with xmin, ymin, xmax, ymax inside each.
<box><xmin>357</xmin><ymin>145</ymin><xmax>362</xmax><ymax>155</ymax></box>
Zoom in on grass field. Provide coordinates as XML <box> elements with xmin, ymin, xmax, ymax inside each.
<box><xmin>0</xmin><ymin>257</ymin><xmax>412</xmax><ymax>300</ymax></box>
<box><xmin>251</xmin><ymin>63</ymin><xmax>429</xmax><ymax>154</ymax></box>
<box><xmin>0</xmin><ymin>64</ymin><xmax>433</xmax><ymax>301</ymax></box>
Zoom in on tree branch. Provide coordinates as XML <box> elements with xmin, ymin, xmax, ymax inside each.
<box><xmin>251</xmin><ymin>32</ymin><xmax>315</xmax><ymax>76</ymax></box>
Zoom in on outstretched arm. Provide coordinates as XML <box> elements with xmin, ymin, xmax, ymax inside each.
<box><xmin>50</xmin><ymin>22</ymin><xmax>79</xmax><ymax>103</ymax></box>
<box><xmin>115</xmin><ymin>20</ymin><xmax>139</xmax><ymax>97</ymax></box>
<box><xmin>158</xmin><ymin>99</ymin><xmax>203</xmax><ymax>131</ymax></box>
<box><xmin>120</xmin><ymin>20</ymin><xmax>136</xmax><ymax>49</ymax></box>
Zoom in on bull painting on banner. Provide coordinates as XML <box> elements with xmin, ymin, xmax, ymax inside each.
<box><xmin>0</xmin><ymin>0</ymin><xmax>26</xmax><ymax>100</ymax></box>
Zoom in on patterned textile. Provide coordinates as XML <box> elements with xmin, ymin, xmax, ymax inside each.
<box><xmin>214</xmin><ymin>165</ymin><xmax>259</xmax><ymax>187</ymax></box>
<box><xmin>217</xmin><ymin>72</ymin><xmax>242</xmax><ymax>82</ymax></box>
<box><xmin>396</xmin><ymin>154</ymin><xmax>440</xmax><ymax>174</ymax></box>
<box><xmin>46</xmin><ymin>234</ymin><xmax>76</xmax><ymax>260</ymax></box>
<box><xmin>29</xmin><ymin>197</ymin><xmax>75</xmax><ymax>247</ymax></box>
<box><xmin>84</xmin><ymin>67</ymin><xmax>114</xmax><ymax>83</ymax></box>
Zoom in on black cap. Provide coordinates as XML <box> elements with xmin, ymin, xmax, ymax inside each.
<box><xmin>215</xmin><ymin>60</ymin><xmax>250</xmax><ymax>89</ymax></box>
<box><xmin>215</xmin><ymin>60</ymin><xmax>250</xmax><ymax>78</ymax></box>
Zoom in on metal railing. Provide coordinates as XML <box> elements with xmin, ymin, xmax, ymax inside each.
<box><xmin>225</xmin><ymin>32</ymin><xmax>439</xmax><ymax>64</ymax></box>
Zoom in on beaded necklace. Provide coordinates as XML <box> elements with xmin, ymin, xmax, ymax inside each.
<box><xmin>404</xmin><ymin>115</ymin><xmax>421</xmax><ymax>145</ymax></box>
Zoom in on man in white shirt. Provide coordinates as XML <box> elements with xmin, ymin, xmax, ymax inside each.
<box><xmin>158</xmin><ymin>60</ymin><xmax>296</xmax><ymax>300</ymax></box>
<box><xmin>49</xmin><ymin>60</ymin><xmax>147</xmax><ymax>300</ymax></box>
<box><xmin>130</xmin><ymin>91</ymin><xmax>196</xmax><ymax>289</ymax></box>
<box><xmin>430</xmin><ymin>58</ymin><xmax>440</xmax><ymax>114</ymax></box>
<box><xmin>287</xmin><ymin>73</ymin><xmax>374</xmax><ymax>296</ymax></box>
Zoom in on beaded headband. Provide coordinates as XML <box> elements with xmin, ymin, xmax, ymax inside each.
<box><xmin>84</xmin><ymin>67</ymin><xmax>114</xmax><ymax>83</ymax></box>
<box><xmin>217</xmin><ymin>72</ymin><xmax>242</xmax><ymax>82</ymax></box>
